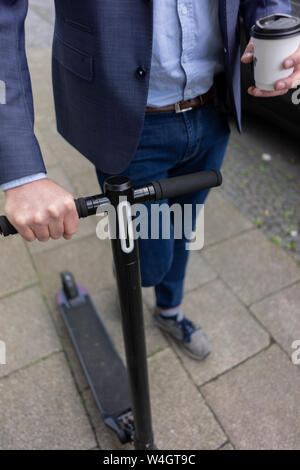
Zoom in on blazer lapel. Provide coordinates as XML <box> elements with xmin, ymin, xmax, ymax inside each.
<box><xmin>220</xmin><ymin>0</ymin><xmax>241</xmax><ymax>51</ymax></box>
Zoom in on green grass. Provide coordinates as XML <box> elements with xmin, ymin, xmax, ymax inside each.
<box><xmin>269</xmin><ymin>235</ymin><xmax>282</xmax><ymax>247</ymax></box>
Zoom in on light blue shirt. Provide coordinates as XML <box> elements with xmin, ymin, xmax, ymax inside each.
<box><xmin>1</xmin><ymin>0</ymin><xmax>224</xmax><ymax>190</ymax></box>
<box><xmin>147</xmin><ymin>0</ymin><xmax>224</xmax><ymax>107</ymax></box>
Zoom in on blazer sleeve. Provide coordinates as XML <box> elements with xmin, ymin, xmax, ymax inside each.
<box><xmin>0</xmin><ymin>0</ymin><xmax>46</xmax><ymax>186</ymax></box>
<box><xmin>240</xmin><ymin>0</ymin><xmax>292</xmax><ymax>36</ymax></box>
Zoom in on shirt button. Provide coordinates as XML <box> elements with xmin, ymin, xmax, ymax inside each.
<box><xmin>182</xmin><ymin>5</ymin><xmax>188</xmax><ymax>15</ymax></box>
<box><xmin>136</xmin><ymin>67</ymin><xmax>146</xmax><ymax>80</ymax></box>
<box><xmin>183</xmin><ymin>55</ymin><xmax>188</xmax><ymax>63</ymax></box>
<box><xmin>187</xmin><ymin>89</ymin><xmax>192</xmax><ymax>96</ymax></box>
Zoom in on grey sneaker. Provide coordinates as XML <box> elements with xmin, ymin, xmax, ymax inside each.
<box><xmin>153</xmin><ymin>310</ymin><xmax>211</xmax><ymax>361</ymax></box>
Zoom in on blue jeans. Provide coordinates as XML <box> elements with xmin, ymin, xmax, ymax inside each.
<box><xmin>96</xmin><ymin>100</ymin><xmax>230</xmax><ymax>310</ymax></box>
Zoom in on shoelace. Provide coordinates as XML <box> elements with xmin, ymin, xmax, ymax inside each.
<box><xmin>176</xmin><ymin>317</ymin><xmax>196</xmax><ymax>343</ymax></box>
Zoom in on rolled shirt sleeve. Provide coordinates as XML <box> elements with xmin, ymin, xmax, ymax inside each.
<box><xmin>0</xmin><ymin>172</ymin><xmax>47</xmax><ymax>191</ymax></box>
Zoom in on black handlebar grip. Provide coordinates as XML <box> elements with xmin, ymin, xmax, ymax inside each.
<box><xmin>152</xmin><ymin>170</ymin><xmax>222</xmax><ymax>201</ymax></box>
<box><xmin>0</xmin><ymin>217</ymin><xmax>18</xmax><ymax>237</ymax></box>
<box><xmin>74</xmin><ymin>197</ymin><xmax>89</xmax><ymax>218</ymax></box>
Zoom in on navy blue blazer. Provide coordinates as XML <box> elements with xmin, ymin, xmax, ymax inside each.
<box><xmin>0</xmin><ymin>0</ymin><xmax>291</xmax><ymax>185</ymax></box>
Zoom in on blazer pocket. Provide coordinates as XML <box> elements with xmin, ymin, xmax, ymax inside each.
<box><xmin>63</xmin><ymin>18</ymin><xmax>93</xmax><ymax>34</ymax></box>
<box><xmin>53</xmin><ymin>35</ymin><xmax>93</xmax><ymax>82</ymax></box>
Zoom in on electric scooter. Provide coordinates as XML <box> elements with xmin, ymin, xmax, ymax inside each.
<box><xmin>0</xmin><ymin>169</ymin><xmax>222</xmax><ymax>450</ymax></box>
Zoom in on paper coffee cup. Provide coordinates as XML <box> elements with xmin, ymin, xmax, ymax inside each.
<box><xmin>251</xmin><ymin>14</ymin><xmax>300</xmax><ymax>91</ymax></box>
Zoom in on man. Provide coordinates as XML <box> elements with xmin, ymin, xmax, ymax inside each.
<box><xmin>1</xmin><ymin>1</ymin><xmax>298</xmax><ymax>359</ymax></box>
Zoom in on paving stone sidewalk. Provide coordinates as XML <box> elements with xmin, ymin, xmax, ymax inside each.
<box><xmin>0</xmin><ymin>32</ymin><xmax>300</xmax><ymax>449</ymax></box>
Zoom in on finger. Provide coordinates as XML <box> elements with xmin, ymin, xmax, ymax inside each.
<box><xmin>248</xmin><ymin>86</ymin><xmax>288</xmax><ymax>98</ymax></box>
<box><xmin>241</xmin><ymin>40</ymin><xmax>254</xmax><ymax>64</ymax></box>
<box><xmin>284</xmin><ymin>46</ymin><xmax>300</xmax><ymax>68</ymax></box>
<box><xmin>8</xmin><ymin>215</ymin><xmax>36</xmax><ymax>242</ymax></box>
<box><xmin>31</xmin><ymin>224</ymin><xmax>51</xmax><ymax>242</ymax></box>
<box><xmin>63</xmin><ymin>211</ymin><xmax>79</xmax><ymax>240</ymax></box>
<box><xmin>275</xmin><ymin>71</ymin><xmax>300</xmax><ymax>91</ymax></box>
<box><xmin>49</xmin><ymin>218</ymin><xmax>64</xmax><ymax>240</ymax></box>
<box><xmin>17</xmin><ymin>226</ymin><xmax>36</xmax><ymax>242</ymax></box>
<box><xmin>63</xmin><ymin>233</ymin><xmax>73</xmax><ymax>241</ymax></box>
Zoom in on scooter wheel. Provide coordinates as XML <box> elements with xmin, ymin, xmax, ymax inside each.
<box><xmin>60</xmin><ymin>271</ymin><xmax>80</xmax><ymax>300</ymax></box>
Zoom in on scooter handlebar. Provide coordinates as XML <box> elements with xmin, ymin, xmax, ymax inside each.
<box><xmin>0</xmin><ymin>170</ymin><xmax>222</xmax><ymax>237</ymax></box>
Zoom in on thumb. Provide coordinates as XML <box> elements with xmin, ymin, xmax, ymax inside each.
<box><xmin>241</xmin><ymin>39</ymin><xmax>254</xmax><ymax>64</ymax></box>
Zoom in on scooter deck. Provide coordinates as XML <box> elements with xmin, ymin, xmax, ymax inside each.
<box><xmin>58</xmin><ymin>286</ymin><xmax>132</xmax><ymax>441</ymax></box>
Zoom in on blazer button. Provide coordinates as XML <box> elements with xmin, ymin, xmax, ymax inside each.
<box><xmin>136</xmin><ymin>67</ymin><xmax>146</xmax><ymax>80</ymax></box>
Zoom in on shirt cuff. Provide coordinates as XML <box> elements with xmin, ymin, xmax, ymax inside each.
<box><xmin>0</xmin><ymin>173</ymin><xmax>47</xmax><ymax>191</ymax></box>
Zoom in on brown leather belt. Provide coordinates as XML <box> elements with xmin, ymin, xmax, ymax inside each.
<box><xmin>146</xmin><ymin>87</ymin><xmax>214</xmax><ymax>114</ymax></box>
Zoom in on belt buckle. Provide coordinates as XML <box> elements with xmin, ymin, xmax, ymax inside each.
<box><xmin>175</xmin><ymin>102</ymin><xmax>193</xmax><ymax>114</ymax></box>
